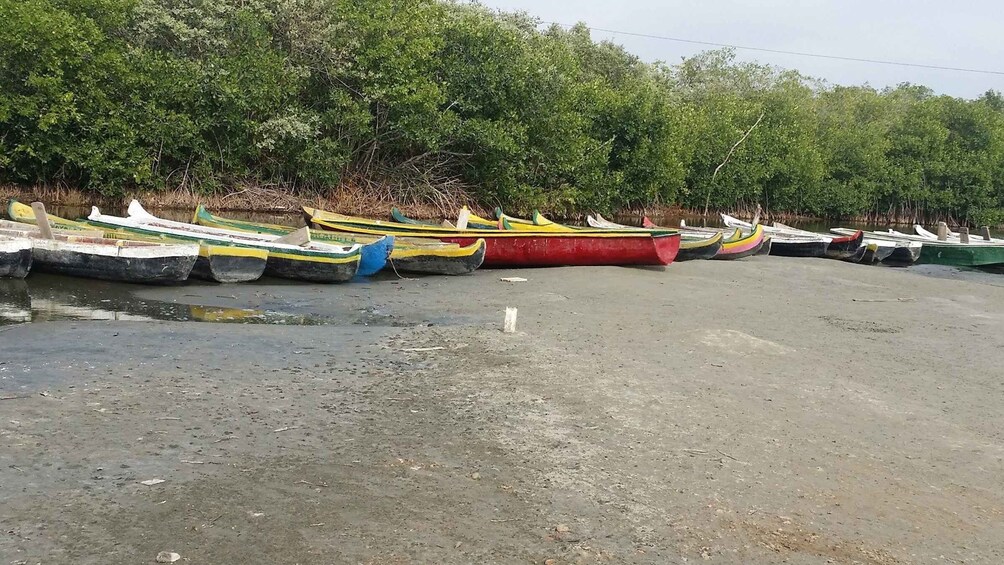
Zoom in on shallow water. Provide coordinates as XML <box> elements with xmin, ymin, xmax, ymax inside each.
<box><xmin>0</xmin><ymin>276</ymin><xmax>327</xmax><ymax>326</ymax></box>
<box><xmin>0</xmin><ymin>273</ymin><xmax>465</xmax><ymax>327</ymax></box>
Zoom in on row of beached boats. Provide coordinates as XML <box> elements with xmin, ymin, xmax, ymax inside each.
<box><xmin>1</xmin><ymin>199</ymin><xmax>1001</xmax><ymax>284</ymax></box>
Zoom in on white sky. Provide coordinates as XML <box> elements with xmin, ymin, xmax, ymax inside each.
<box><xmin>476</xmin><ymin>0</ymin><xmax>1004</xmax><ymax>99</ymax></box>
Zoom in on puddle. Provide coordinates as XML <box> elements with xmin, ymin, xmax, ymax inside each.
<box><xmin>0</xmin><ymin>275</ymin><xmax>439</xmax><ymax>327</ymax></box>
<box><xmin>0</xmin><ymin>277</ymin><xmax>327</xmax><ymax>326</ymax></box>
<box><xmin>0</xmin><ymin>274</ymin><xmax>469</xmax><ymax>328</ymax></box>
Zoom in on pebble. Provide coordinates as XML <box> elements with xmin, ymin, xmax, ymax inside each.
<box><xmin>155</xmin><ymin>552</ymin><xmax>181</xmax><ymax>563</ymax></box>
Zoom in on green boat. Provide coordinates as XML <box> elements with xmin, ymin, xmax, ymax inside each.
<box><xmin>194</xmin><ymin>206</ymin><xmax>486</xmax><ymax>276</ymax></box>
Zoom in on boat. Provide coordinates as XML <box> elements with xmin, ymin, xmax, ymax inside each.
<box><xmin>642</xmin><ymin>217</ymin><xmax>764</xmax><ymax>260</ymax></box>
<box><xmin>0</xmin><ymin>235</ymin><xmax>32</xmax><ymax>278</ymax></box>
<box><xmin>844</xmin><ymin>243</ymin><xmax>869</xmax><ymax>263</ymax></box>
<box><xmin>771</xmin><ymin>221</ymin><xmax>919</xmax><ymax>267</ymax></box>
<box><xmin>494</xmin><ymin>209</ymin><xmax>585</xmax><ymax>232</ymax></box>
<box><xmin>7</xmin><ymin>200</ymin><xmax>268</xmax><ymax>283</ymax></box>
<box><xmin>586</xmin><ymin>214</ymin><xmax>723</xmax><ymax>260</ymax></box>
<box><xmin>193</xmin><ymin>206</ymin><xmax>486</xmax><ymax>275</ymax></box>
<box><xmin>824</xmin><ymin>230</ymin><xmax>864</xmax><ymax>260</ymax></box>
<box><xmin>305</xmin><ymin>207</ymin><xmax>681</xmax><ymax>267</ymax></box>
<box><xmin>87</xmin><ymin>202</ymin><xmax>362</xmax><ymax>283</ymax></box>
<box><xmin>0</xmin><ymin>225</ymin><xmax>198</xmax><ymax>283</ymax></box>
<box><xmin>721</xmin><ymin>214</ymin><xmax>828</xmax><ymax>258</ymax></box>
<box><xmin>390</xmin><ymin>208</ymin><xmax>439</xmax><ymax>227</ymax></box>
<box><xmin>391</xmin><ymin>207</ymin><xmax>497</xmax><ymax>230</ymax></box>
<box><xmin>831</xmin><ymin>227</ymin><xmax>1004</xmax><ymax>268</ymax></box>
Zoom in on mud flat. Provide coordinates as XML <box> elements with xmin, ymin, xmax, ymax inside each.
<box><xmin>2</xmin><ymin>259</ymin><xmax>1003</xmax><ymax>564</ymax></box>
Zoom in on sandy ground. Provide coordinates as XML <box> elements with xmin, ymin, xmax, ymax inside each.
<box><xmin>2</xmin><ymin>258</ymin><xmax>1004</xmax><ymax>564</ymax></box>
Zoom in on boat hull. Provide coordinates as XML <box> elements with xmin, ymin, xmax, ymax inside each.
<box><xmin>0</xmin><ymin>239</ymin><xmax>32</xmax><ymax>278</ymax></box>
<box><xmin>30</xmin><ymin>243</ymin><xmax>196</xmax><ymax>283</ymax></box>
<box><xmin>756</xmin><ymin>237</ymin><xmax>773</xmax><ymax>255</ymax></box>
<box><xmin>388</xmin><ymin>239</ymin><xmax>487</xmax><ymax>274</ymax></box>
<box><xmin>768</xmin><ymin>239</ymin><xmax>828</xmax><ymax>257</ymax></box>
<box><xmin>881</xmin><ymin>245</ymin><xmax>921</xmax><ymax>267</ymax></box>
<box><xmin>843</xmin><ymin>244</ymin><xmax>869</xmax><ymax>263</ymax></box>
<box><xmin>191</xmin><ymin>249</ymin><xmax>268</xmax><ymax>283</ymax></box>
<box><xmin>434</xmin><ymin>233</ymin><xmax>679</xmax><ymax>267</ymax></box>
<box><xmin>263</xmin><ymin>252</ymin><xmax>360</xmax><ymax>282</ymax></box>
<box><xmin>826</xmin><ymin>231</ymin><xmax>864</xmax><ymax>260</ymax></box>
<box><xmin>918</xmin><ymin>244</ymin><xmax>1004</xmax><ymax>267</ymax></box>
<box><xmin>677</xmin><ymin>235</ymin><xmax>723</xmax><ymax>261</ymax></box>
<box><xmin>710</xmin><ymin>225</ymin><xmax>766</xmax><ymax>260</ymax></box>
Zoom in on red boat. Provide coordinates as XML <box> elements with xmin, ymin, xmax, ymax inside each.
<box><xmin>305</xmin><ymin>207</ymin><xmax>681</xmax><ymax>267</ymax></box>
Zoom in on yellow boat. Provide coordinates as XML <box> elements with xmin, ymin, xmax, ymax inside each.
<box><xmin>7</xmin><ymin>200</ymin><xmax>268</xmax><ymax>283</ymax></box>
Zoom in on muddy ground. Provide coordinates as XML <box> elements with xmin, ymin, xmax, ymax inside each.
<box><xmin>1</xmin><ymin>258</ymin><xmax>1003</xmax><ymax>564</ymax></box>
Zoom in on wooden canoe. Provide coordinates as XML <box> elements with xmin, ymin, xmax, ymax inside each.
<box><xmin>641</xmin><ymin>216</ymin><xmax>763</xmax><ymax>260</ymax></box>
<box><xmin>495</xmin><ymin>209</ymin><xmax>582</xmax><ymax>232</ymax></box>
<box><xmin>193</xmin><ymin>206</ymin><xmax>486</xmax><ymax>275</ymax></box>
<box><xmin>7</xmin><ymin>200</ymin><xmax>268</xmax><ymax>283</ymax></box>
<box><xmin>306</xmin><ymin>207</ymin><xmax>681</xmax><ymax>267</ymax></box>
<box><xmin>0</xmin><ymin>226</ymin><xmax>198</xmax><ymax>283</ymax></box>
<box><xmin>586</xmin><ymin>214</ymin><xmax>722</xmax><ymax>260</ymax></box>
<box><xmin>721</xmin><ymin>214</ymin><xmax>828</xmax><ymax>258</ymax></box>
<box><xmin>831</xmin><ymin>228</ymin><xmax>1004</xmax><ymax>268</ymax></box>
<box><xmin>0</xmin><ymin>235</ymin><xmax>33</xmax><ymax>278</ymax></box>
<box><xmin>87</xmin><ymin>202</ymin><xmax>362</xmax><ymax>283</ymax></box>
<box><xmin>825</xmin><ymin>230</ymin><xmax>864</xmax><ymax>260</ymax></box>
<box><xmin>391</xmin><ymin>207</ymin><xmax>499</xmax><ymax>230</ymax></box>
<box><xmin>771</xmin><ymin>221</ymin><xmax>920</xmax><ymax>267</ymax></box>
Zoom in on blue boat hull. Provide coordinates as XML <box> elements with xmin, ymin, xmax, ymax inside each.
<box><xmin>356</xmin><ymin>235</ymin><xmax>394</xmax><ymax>276</ymax></box>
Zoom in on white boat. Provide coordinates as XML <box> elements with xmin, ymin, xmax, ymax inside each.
<box><xmin>0</xmin><ymin>226</ymin><xmax>198</xmax><ymax>283</ymax></box>
<box><xmin>87</xmin><ymin>202</ymin><xmax>363</xmax><ymax>282</ymax></box>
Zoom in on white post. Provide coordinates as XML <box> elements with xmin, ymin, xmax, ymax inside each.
<box><xmin>937</xmin><ymin>222</ymin><xmax>948</xmax><ymax>241</ymax></box>
<box><xmin>31</xmin><ymin>202</ymin><xmax>54</xmax><ymax>239</ymax></box>
<box><xmin>503</xmin><ymin>307</ymin><xmax>518</xmax><ymax>333</ymax></box>
<box><xmin>456</xmin><ymin>208</ymin><xmax>470</xmax><ymax>230</ymax></box>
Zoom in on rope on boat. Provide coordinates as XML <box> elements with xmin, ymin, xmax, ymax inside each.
<box><xmin>386</xmin><ymin>259</ymin><xmax>417</xmax><ymax>281</ymax></box>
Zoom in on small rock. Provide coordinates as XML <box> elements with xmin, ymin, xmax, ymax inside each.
<box><xmin>470</xmin><ymin>472</ymin><xmax>481</xmax><ymax>480</ymax></box>
<box><xmin>140</xmin><ymin>479</ymin><xmax>166</xmax><ymax>486</ymax></box>
<box><xmin>555</xmin><ymin>524</ymin><xmax>570</xmax><ymax>533</ymax></box>
<box><xmin>544</xmin><ymin>560</ymin><xmax>557</xmax><ymax>565</ymax></box>
<box><xmin>155</xmin><ymin>551</ymin><xmax>181</xmax><ymax>563</ymax></box>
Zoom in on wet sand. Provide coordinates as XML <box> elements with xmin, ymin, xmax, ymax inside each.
<box><xmin>2</xmin><ymin>258</ymin><xmax>1003</xmax><ymax>564</ymax></box>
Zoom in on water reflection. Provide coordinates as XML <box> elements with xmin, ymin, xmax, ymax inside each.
<box><xmin>0</xmin><ymin>275</ymin><xmax>325</xmax><ymax>326</ymax></box>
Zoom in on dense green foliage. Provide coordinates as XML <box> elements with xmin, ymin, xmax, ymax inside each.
<box><xmin>2</xmin><ymin>0</ymin><xmax>1003</xmax><ymax>223</ymax></box>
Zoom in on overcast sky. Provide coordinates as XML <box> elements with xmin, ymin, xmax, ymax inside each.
<box><xmin>476</xmin><ymin>0</ymin><xmax>1003</xmax><ymax>99</ymax></box>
